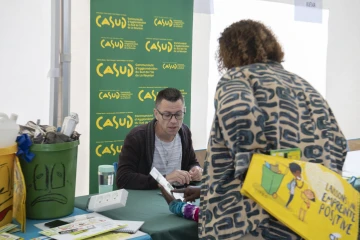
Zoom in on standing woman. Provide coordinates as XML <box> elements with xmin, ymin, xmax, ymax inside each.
<box><xmin>198</xmin><ymin>20</ymin><xmax>347</xmax><ymax>239</ymax></box>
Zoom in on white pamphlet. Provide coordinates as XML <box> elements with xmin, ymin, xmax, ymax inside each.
<box><xmin>150</xmin><ymin>167</ymin><xmax>184</xmax><ymax>201</ymax></box>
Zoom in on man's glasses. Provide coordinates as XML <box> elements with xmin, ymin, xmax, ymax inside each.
<box><xmin>156</xmin><ymin>108</ymin><xmax>185</xmax><ymax>120</ymax></box>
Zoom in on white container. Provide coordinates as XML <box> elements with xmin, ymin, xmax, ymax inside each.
<box><xmin>0</xmin><ymin>113</ymin><xmax>19</xmax><ymax>148</ymax></box>
<box><xmin>61</xmin><ymin>112</ymin><xmax>79</xmax><ymax>136</ymax></box>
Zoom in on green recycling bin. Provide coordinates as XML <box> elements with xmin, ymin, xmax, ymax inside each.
<box><xmin>20</xmin><ymin>140</ymin><xmax>79</xmax><ymax>219</ymax></box>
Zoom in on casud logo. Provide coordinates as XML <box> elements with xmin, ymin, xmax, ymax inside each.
<box><xmin>96</xmin><ymin>15</ymin><xmax>127</xmax><ymax>28</ymax></box>
<box><xmin>154</xmin><ymin>18</ymin><xmax>173</xmax><ymax>27</ymax></box>
<box><xmin>138</xmin><ymin>90</ymin><xmax>158</xmax><ymax>102</ymax></box>
<box><xmin>96</xmin><ymin>115</ymin><xmax>134</xmax><ymax>130</ymax></box>
<box><xmin>163</xmin><ymin>63</ymin><xmax>177</xmax><ymax>70</ymax></box>
<box><xmin>96</xmin><ymin>144</ymin><xmax>122</xmax><ymax>157</ymax></box>
<box><xmin>145</xmin><ymin>40</ymin><xmax>172</xmax><ymax>52</ymax></box>
<box><xmin>100</xmin><ymin>39</ymin><xmax>124</xmax><ymax>49</ymax></box>
<box><xmin>96</xmin><ymin>62</ymin><xmax>134</xmax><ymax>77</ymax></box>
<box><xmin>98</xmin><ymin>91</ymin><xmax>121</xmax><ymax>100</ymax></box>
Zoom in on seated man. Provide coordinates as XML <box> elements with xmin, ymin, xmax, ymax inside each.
<box><xmin>116</xmin><ymin>88</ymin><xmax>202</xmax><ymax>190</ymax></box>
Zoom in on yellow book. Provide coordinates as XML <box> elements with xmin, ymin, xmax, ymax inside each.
<box><xmin>241</xmin><ymin>154</ymin><xmax>359</xmax><ymax>240</ymax></box>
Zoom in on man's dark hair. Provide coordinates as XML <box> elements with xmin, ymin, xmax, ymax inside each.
<box><xmin>289</xmin><ymin>162</ymin><xmax>302</xmax><ymax>173</ymax></box>
<box><xmin>155</xmin><ymin>88</ymin><xmax>184</xmax><ymax>108</ymax></box>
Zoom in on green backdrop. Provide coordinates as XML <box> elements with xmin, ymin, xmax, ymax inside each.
<box><xmin>90</xmin><ymin>0</ymin><xmax>194</xmax><ymax>193</ymax></box>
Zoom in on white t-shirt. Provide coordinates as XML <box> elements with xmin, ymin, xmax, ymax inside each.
<box><xmin>152</xmin><ymin>133</ymin><xmax>182</xmax><ymax>175</ymax></box>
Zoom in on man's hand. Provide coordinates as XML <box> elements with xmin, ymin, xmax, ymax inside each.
<box><xmin>189</xmin><ymin>166</ymin><xmax>203</xmax><ymax>181</ymax></box>
<box><xmin>158</xmin><ymin>184</ymin><xmax>175</xmax><ymax>205</ymax></box>
<box><xmin>166</xmin><ymin>170</ymin><xmax>191</xmax><ymax>185</ymax></box>
<box><xmin>172</xmin><ymin>186</ymin><xmax>200</xmax><ymax>202</ymax></box>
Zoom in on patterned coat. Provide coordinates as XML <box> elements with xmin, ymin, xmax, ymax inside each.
<box><xmin>199</xmin><ymin>62</ymin><xmax>347</xmax><ymax>239</ymax></box>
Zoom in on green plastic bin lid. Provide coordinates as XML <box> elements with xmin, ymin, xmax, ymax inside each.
<box><xmin>98</xmin><ymin>165</ymin><xmax>114</xmax><ymax>173</ymax></box>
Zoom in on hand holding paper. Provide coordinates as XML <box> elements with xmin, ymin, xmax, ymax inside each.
<box><xmin>150</xmin><ymin>167</ymin><xmax>184</xmax><ymax>201</ymax></box>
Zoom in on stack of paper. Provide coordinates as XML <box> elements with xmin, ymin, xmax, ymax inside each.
<box><xmin>39</xmin><ymin>216</ymin><xmax>124</xmax><ymax>240</ymax></box>
<box><xmin>0</xmin><ymin>223</ymin><xmax>18</xmax><ymax>233</ymax></box>
<box><xmin>0</xmin><ymin>232</ymin><xmax>24</xmax><ymax>240</ymax></box>
<box><xmin>36</xmin><ymin>213</ymin><xmax>148</xmax><ymax>240</ymax></box>
<box><xmin>112</xmin><ymin>220</ymin><xmax>144</xmax><ymax>234</ymax></box>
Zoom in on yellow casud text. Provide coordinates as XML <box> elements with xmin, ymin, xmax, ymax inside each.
<box><xmin>138</xmin><ymin>90</ymin><xmax>157</xmax><ymax>102</ymax></box>
<box><xmin>98</xmin><ymin>91</ymin><xmax>121</xmax><ymax>100</ymax></box>
<box><xmin>145</xmin><ymin>41</ymin><xmax>172</xmax><ymax>52</ymax></box>
<box><xmin>96</xmin><ymin>62</ymin><xmax>134</xmax><ymax>77</ymax></box>
<box><xmin>95</xmin><ymin>144</ymin><xmax>122</xmax><ymax>157</ymax></box>
<box><xmin>154</xmin><ymin>18</ymin><xmax>173</xmax><ymax>27</ymax></box>
<box><xmin>96</xmin><ymin>15</ymin><xmax>127</xmax><ymax>28</ymax></box>
<box><xmin>96</xmin><ymin>115</ymin><xmax>133</xmax><ymax>130</ymax></box>
<box><xmin>100</xmin><ymin>39</ymin><xmax>124</xmax><ymax>49</ymax></box>
<box><xmin>162</xmin><ymin>63</ymin><xmax>177</xmax><ymax>70</ymax></box>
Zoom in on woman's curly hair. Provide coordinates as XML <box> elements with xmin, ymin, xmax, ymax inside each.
<box><xmin>217</xmin><ymin>19</ymin><xmax>284</xmax><ymax>72</ymax></box>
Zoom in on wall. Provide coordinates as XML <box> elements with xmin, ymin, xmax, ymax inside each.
<box><xmin>190</xmin><ymin>13</ymin><xmax>211</xmax><ymax>149</ymax></box>
<box><xmin>71</xmin><ymin>0</ymin><xmax>91</xmax><ymax>196</ymax></box>
<box><xmin>325</xmin><ymin>0</ymin><xmax>360</xmax><ymax>140</ymax></box>
<box><xmin>262</xmin><ymin>0</ymin><xmax>360</xmax><ymax>140</ymax></box>
<box><xmin>0</xmin><ymin>0</ymin><xmax>51</xmax><ymax>124</ymax></box>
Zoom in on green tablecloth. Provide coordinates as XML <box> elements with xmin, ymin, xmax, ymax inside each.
<box><xmin>75</xmin><ymin>190</ymin><xmax>199</xmax><ymax>240</ymax></box>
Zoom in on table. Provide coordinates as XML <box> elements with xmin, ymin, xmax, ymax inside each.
<box><xmin>13</xmin><ymin>207</ymin><xmax>151</xmax><ymax>240</ymax></box>
<box><xmin>75</xmin><ymin>190</ymin><xmax>199</xmax><ymax>240</ymax></box>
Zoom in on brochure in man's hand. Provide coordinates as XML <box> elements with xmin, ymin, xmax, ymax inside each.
<box><xmin>241</xmin><ymin>154</ymin><xmax>359</xmax><ymax>240</ymax></box>
<box><xmin>150</xmin><ymin>167</ymin><xmax>184</xmax><ymax>201</ymax></box>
